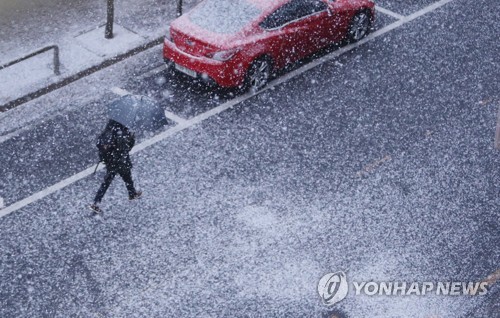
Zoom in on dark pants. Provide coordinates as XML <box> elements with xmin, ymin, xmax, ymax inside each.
<box><xmin>94</xmin><ymin>167</ymin><xmax>136</xmax><ymax>203</ymax></box>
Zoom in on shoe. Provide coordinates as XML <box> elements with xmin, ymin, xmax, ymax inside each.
<box><xmin>129</xmin><ymin>191</ymin><xmax>142</xmax><ymax>201</ymax></box>
<box><xmin>89</xmin><ymin>204</ymin><xmax>102</xmax><ymax>214</ymax></box>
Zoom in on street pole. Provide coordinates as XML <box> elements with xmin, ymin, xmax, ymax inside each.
<box><xmin>105</xmin><ymin>0</ymin><xmax>114</xmax><ymax>39</ymax></box>
<box><xmin>177</xmin><ymin>0</ymin><xmax>182</xmax><ymax>17</ymax></box>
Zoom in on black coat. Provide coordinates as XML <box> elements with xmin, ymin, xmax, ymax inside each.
<box><xmin>103</xmin><ymin>120</ymin><xmax>135</xmax><ymax>172</ymax></box>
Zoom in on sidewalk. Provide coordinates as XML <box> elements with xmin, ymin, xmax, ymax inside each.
<box><xmin>0</xmin><ymin>0</ymin><xmax>200</xmax><ymax>109</ymax></box>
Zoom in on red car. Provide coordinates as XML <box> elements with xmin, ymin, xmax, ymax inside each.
<box><xmin>163</xmin><ymin>0</ymin><xmax>375</xmax><ymax>91</ymax></box>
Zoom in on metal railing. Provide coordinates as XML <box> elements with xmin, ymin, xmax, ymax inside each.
<box><xmin>0</xmin><ymin>45</ymin><xmax>60</xmax><ymax>76</ymax></box>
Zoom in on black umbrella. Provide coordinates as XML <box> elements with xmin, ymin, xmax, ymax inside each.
<box><xmin>107</xmin><ymin>95</ymin><xmax>167</xmax><ymax>132</ymax></box>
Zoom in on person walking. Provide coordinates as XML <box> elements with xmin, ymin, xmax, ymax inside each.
<box><xmin>90</xmin><ymin>120</ymin><xmax>142</xmax><ymax>213</ymax></box>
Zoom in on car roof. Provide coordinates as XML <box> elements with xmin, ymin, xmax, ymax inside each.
<box><xmin>246</xmin><ymin>0</ymin><xmax>291</xmax><ymax>11</ymax></box>
<box><xmin>171</xmin><ymin>0</ymin><xmax>294</xmax><ymax>44</ymax></box>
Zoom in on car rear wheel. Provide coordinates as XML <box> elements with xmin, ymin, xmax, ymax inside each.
<box><xmin>245</xmin><ymin>57</ymin><xmax>272</xmax><ymax>92</ymax></box>
<box><xmin>347</xmin><ymin>10</ymin><xmax>372</xmax><ymax>43</ymax></box>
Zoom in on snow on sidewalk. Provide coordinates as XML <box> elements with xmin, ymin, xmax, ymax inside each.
<box><xmin>0</xmin><ymin>0</ymin><xmax>201</xmax><ymax>107</ymax></box>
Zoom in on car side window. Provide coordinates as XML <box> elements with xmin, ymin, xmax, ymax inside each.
<box><xmin>260</xmin><ymin>0</ymin><xmax>328</xmax><ymax>30</ymax></box>
<box><xmin>308</xmin><ymin>0</ymin><xmax>328</xmax><ymax>14</ymax></box>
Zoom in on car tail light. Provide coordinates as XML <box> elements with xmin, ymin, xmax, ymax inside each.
<box><xmin>208</xmin><ymin>49</ymin><xmax>239</xmax><ymax>62</ymax></box>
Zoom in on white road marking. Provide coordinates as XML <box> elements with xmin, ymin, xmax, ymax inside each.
<box><xmin>405</xmin><ymin>0</ymin><xmax>455</xmax><ymax>20</ymax></box>
<box><xmin>258</xmin><ymin>0</ymin><xmax>455</xmax><ymax>93</ymax></box>
<box><xmin>0</xmin><ymin>197</ymin><xmax>4</xmax><ymax>209</ymax></box>
<box><xmin>131</xmin><ymin>91</ymin><xmax>254</xmax><ymax>155</ymax></box>
<box><xmin>0</xmin><ymin>0</ymin><xmax>457</xmax><ymax>218</ymax></box>
<box><xmin>139</xmin><ymin>64</ymin><xmax>167</xmax><ymax>79</ymax></box>
<box><xmin>0</xmin><ymin>127</ymin><xmax>28</xmax><ymax>144</ymax></box>
<box><xmin>0</xmin><ymin>112</ymin><xmax>63</xmax><ymax>144</ymax></box>
<box><xmin>164</xmin><ymin>110</ymin><xmax>187</xmax><ymax>124</ymax></box>
<box><xmin>376</xmin><ymin>6</ymin><xmax>405</xmax><ymax>20</ymax></box>
<box><xmin>110</xmin><ymin>87</ymin><xmax>131</xmax><ymax>96</ymax></box>
<box><xmin>0</xmin><ymin>165</ymin><xmax>101</xmax><ymax>215</ymax></box>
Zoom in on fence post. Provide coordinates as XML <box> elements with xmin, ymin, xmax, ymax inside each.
<box><xmin>52</xmin><ymin>45</ymin><xmax>60</xmax><ymax>75</ymax></box>
<box><xmin>105</xmin><ymin>0</ymin><xmax>114</xmax><ymax>39</ymax></box>
<box><xmin>177</xmin><ymin>0</ymin><xmax>183</xmax><ymax>17</ymax></box>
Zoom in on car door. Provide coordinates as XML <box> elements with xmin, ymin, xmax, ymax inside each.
<box><xmin>259</xmin><ymin>0</ymin><xmax>318</xmax><ymax>68</ymax></box>
<box><xmin>294</xmin><ymin>0</ymin><xmax>333</xmax><ymax>52</ymax></box>
<box><xmin>325</xmin><ymin>0</ymin><xmax>353</xmax><ymax>42</ymax></box>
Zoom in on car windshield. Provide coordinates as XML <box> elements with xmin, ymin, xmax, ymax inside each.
<box><xmin>188</xmin><ymin>0</ymin><xmax>262</xmax><ymax>34</ymax></box>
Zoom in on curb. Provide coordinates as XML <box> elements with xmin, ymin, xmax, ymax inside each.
<box><xmin>0</xmin><ymin>36</ymin><xmax>163</xmax><ymax>113</ymax></box>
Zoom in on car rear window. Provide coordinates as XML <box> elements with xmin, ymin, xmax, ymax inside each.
<box><xmin>188</xmin><ymin>0</ymin><xmax>262</xmax><ymax>34</ymax></box>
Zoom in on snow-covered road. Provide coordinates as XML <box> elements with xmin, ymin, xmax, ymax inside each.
<box><xmin>0</xmin><ymin>0</ymin><xmax>499</xmax><ymax>317</ymax></box>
